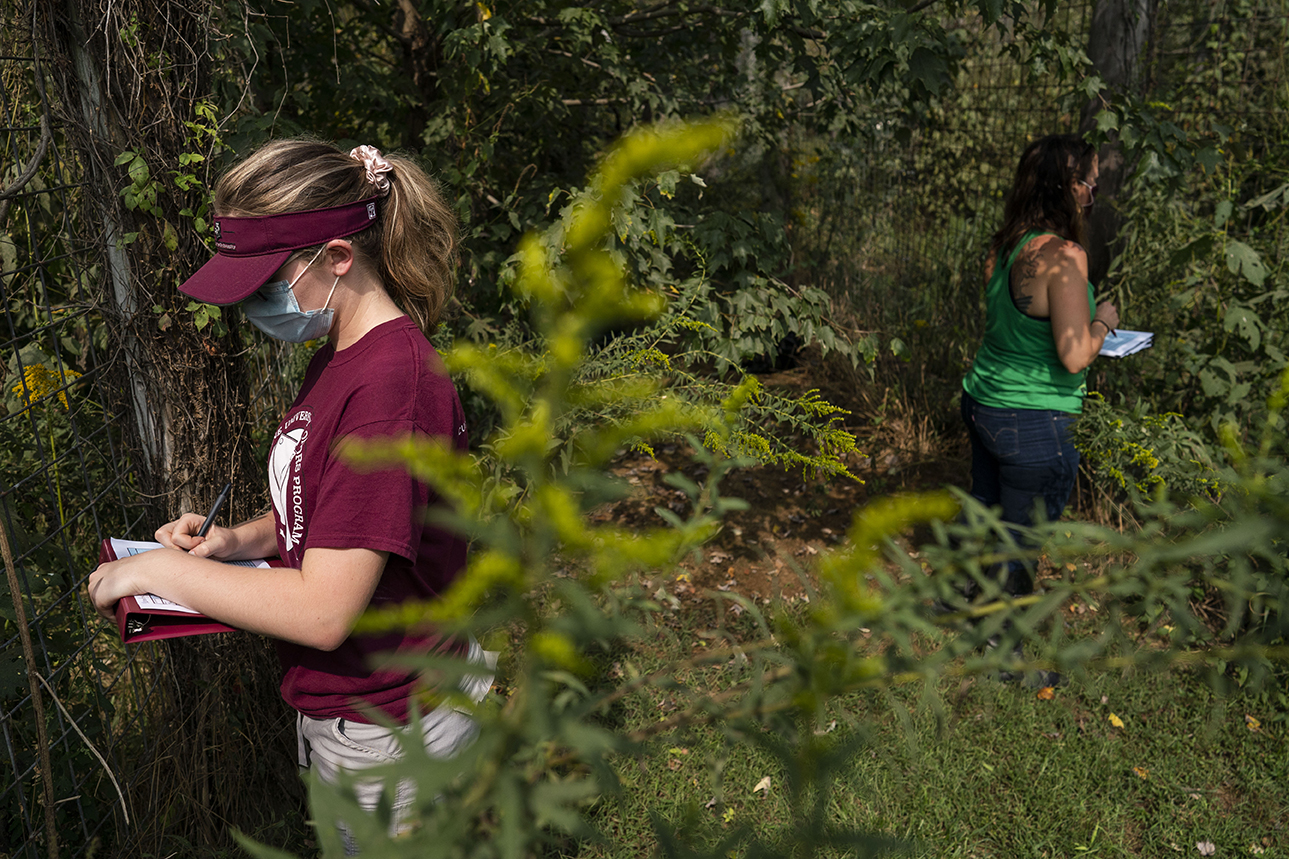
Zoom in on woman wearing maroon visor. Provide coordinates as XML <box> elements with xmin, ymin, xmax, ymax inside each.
<box><xmin>88</xmin><ymin>140</ymin><xmax>492</xmax><ymax>840</ymax></box>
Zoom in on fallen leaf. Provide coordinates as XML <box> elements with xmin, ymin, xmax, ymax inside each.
<box><xmin>1196</xmin><ymin>841</ymin><xmax>1216</xmax><ymax>856</ymax></box>
<box><xmin>813</xmin><ymin>720</ymin><xmax>837</xmax><ymax>735</ymax></box>
<box><xmin>1245</xmin><ymin>714</ymin><xmax>1262</xmax><ymax>732</ymax></box>
<box><xmin>1132</xmin><ymin>766</ymin><xmax>1150</xmax><ymax>780</ymax></box>
<box><xmin>1036</xmin><ymin>686</ymin><xmax>1055</xmax><ymax>700</ymax></box>
<box><xmin>753</xmin><ymin>776</ymin><xmax>771</xmax><ymax>794</ymax></box>
<box><xmin>1108</xmin><ymin>713</ymin><xmax>1125</xmax><ymax>729</ymax></box>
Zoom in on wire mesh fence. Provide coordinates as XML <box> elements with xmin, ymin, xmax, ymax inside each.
<box><xmin>2</xmin><ymin>1</ymin><xmax>1287</xmax><ymax>856</ymax></box>
<box><xmin>0</xmin><ymin>41</ymin><xmax>157</xmax><ymax>857</ymax></box>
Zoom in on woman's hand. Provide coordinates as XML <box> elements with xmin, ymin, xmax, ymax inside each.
<box><xmin>1093</xmin><ymin>301</ymin><xmax>1119</xmax><ymax>333</ymax></box>
<box><xmin>156</xmin><ymin>513</ymin><xmax>238</xmax><ymax>559</ymax></box>
<box><xmin>86</xmin><ymin>549</ymin><xmax>176</xmax><ymax>620</ymax></box>
<box><xmin>155</xmin><ymin>512</ymin><xmax>276</xmax><ymax>560</ymax></box>
<box><xmin>87</xmin><ymin>560</ymin><xmax>132</xmax><ymax>620</ymax></box>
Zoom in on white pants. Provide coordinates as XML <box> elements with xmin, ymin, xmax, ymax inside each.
<box><xmin>295</xmin><ymin>640</ymin><xmax>496</xmax><ymax>848</ymax></box>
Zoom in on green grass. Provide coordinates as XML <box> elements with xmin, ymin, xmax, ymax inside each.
<box><xmin>578</xmin><ymin>619</ymin><xmax>1288</xmax><ymax>859</ymax></box>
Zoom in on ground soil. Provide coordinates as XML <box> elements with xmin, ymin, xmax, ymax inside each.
<box><xmin>587</xmin><ymin>357</ymin><xmax>972</xmax><ymax>605</ymax></box>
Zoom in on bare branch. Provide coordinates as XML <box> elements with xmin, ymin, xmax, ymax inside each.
<box><xmin>546</xmin><ymin>48</ymin><xmax>604</xmax><ymax>70</ymax></box>
<box><xmin>0</xmin><ymin>16</ymin><xmax>53</xmax><ymax>228</ymax></box>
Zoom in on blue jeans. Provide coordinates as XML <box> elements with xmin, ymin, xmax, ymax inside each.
<box><xmin>960</xmin><ymin>390</ymin><xmax>1079</xmax><ymax>596</ymax></box>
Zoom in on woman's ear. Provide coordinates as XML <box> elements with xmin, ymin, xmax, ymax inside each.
<box><xmin>324</xmin><ymin>239</ymin><xmax>355</xmax><ymax>277</ymax></box>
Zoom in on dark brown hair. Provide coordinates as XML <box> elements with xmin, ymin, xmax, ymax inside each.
<box><xmin>991</xmin><ymin>134</ymin><xmax>1097</xmax><ymax>262</ymax></box>
<box><xmin>214</xmin><ymin>139</ymin><xmax>457</xmax><ymax>337</ymax></box>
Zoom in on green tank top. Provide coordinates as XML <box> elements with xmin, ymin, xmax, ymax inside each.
<box><xmin>962</xmin><ymin>231</ymin><xmax>1094</xmax><ymax>413</ymax></box>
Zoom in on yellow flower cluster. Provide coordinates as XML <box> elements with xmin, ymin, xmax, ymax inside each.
<box><xmin>10</xmin><ymin>363</ymin><xmax>81</xmax><ymax>410</ymax></box>
<box><xmin>1124</xmin><ymin>441</ymin><xmax>1161</xmax><ymax>471</ymax></box>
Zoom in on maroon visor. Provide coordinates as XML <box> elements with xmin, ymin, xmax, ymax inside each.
<box><xmin>179</xmin><ymin>197</ymin><xmax>381</xmax><ymax>305</ymax></box>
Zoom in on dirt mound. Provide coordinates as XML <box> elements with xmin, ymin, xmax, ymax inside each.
<box><xmin>588</xmin><ymin>363</ymin><xmax>971</xmax><ymax>605</ymax></box>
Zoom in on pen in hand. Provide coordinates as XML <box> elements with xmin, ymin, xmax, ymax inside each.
<box><xmin>196</xmin><ymin>482</ymin><xmax>233</xmax><ymax>542</ymax></box>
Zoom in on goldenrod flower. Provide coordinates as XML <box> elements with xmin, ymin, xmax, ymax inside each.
<box><xmin>11</xmin><ymin>363</ymin><xmax>81</xmax><ymax>410</ymax></box>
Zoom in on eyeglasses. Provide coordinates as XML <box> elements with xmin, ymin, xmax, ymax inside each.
<box><xmin>1078</xmin><ymin>178</ymin><xmax>1099</xmax><ymax>200</ymax></box>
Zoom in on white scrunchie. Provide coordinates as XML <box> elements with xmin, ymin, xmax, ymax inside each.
<box><xmin>349</xmin><ymin>145</ymin><xmax>393</xmax><ymax>194</ymax></box>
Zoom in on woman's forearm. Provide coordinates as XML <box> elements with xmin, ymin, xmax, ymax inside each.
<box><xmin>224</xmin><ymin>513</ymin><xmax>279</xmax><ymax>560</ymax></box>
<box><xmin>89</xmin><ymin>544</ymin><xmax>387</xmax><ymax>650</ymax></box>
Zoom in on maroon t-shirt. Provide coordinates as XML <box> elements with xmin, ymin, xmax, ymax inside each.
<box><xmin>268</xmin><ymin>317</ymin><xmax>468</xmax><ymax>723</ymax></box>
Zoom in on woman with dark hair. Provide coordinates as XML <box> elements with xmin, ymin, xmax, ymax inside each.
<box><xmin>961</xmin><ymin>134</ymin><xmax>1118</xmax><ymax>604</ymax></box>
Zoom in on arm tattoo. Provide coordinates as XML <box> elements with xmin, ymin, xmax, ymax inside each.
<box><xmin>1010</xmin><ymin>249</ymin><xmax>1040</xmax><ymax>315</ymax></box>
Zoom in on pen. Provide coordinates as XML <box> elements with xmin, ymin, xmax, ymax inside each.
<box><xmin>196</xmin><ymin>482</ymin><xmax>232</xmax><ymax>539</ymax></box>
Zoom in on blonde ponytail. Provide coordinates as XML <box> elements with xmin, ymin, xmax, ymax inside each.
<box><xmin>375</xmin><ymin>154</ymin><xmax>457</xmax><ymax>337</ymax></box>
<box><xmin>214</xmin><ymin>138</ymin><xmax>457</xmax><ymax>337</ymax></box>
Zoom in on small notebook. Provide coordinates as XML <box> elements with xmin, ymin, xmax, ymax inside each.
<box><xmin>1098</xmin><ymin>329</ymin><xmax>1154</xmax><ymax>358</ymax></box>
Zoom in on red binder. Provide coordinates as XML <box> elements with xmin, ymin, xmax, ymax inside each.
<box><xmin>99</xmin><ymin>539</ymin><xmax>280</xmax><ymax>643</ymax></box>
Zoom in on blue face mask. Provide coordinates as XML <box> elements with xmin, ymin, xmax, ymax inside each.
<box><xmin>243</xmin><ymin>248</ymin><xmax>339</xmax><ymax>343</ymax></box>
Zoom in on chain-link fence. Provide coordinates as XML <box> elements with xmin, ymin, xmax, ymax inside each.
<box><xmin>0</xmin><ymin>40</ymin><xmax>157</xmax><ymax>857</ymax></box>
<box><xmin>0</xmin><ymin>28</ymin><xmax>305</xmax><ymax>858</ymax></box>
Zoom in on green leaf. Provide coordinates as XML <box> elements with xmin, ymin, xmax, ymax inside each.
<box><xmin>127</xmin><ymin>154</ymin><xmax>150</xmax><ymax>187</ymax></box>
<box><xmin>907</xmin><ymin>47</ymin><xmax>947</xmax><ymax>97</ymax></box>
<box><xmin>656</xmin><ymin>169</ymin><xmax>678</xmax><ymax>199</ymax></box>
<box><xmin>1199</xmin><ymin>367</ymin><xmax>1227</xmax><ymax>398</ymax></box>
<box><xmin>1170</xmin><ymin>235</ymin><xmax>1215</xmax><ymax>268</ymax></box>
<box><xmin>1223</xmin><ymin>303</ymin><xmax>1263</xmax><ymax>351</ymax></box>
<box><xmin>1226</xmin><ymin>240</ymin><xmax>1268</xmax><ymax>286</ymax></box>
<box><xmin>0</xmin><ymin>231</ymin><xmax>16</xmax><ymax>285</ymax></box>
<box><xmin>1196</xmin><ymin>146</ymin><xmax>1222</xmax><ymax>174</ymax></box>
<box><xmin>976</xmin><ymin>0</ymin><xmax>1004</xmax><ymax>22</ymax></box>
<box><xmin>1244</xmin><ymin>182</ymin><xmax>1289</xmax><ymax>211</ymax></box>
<box><xmin>1215</xmin><ymin>200</ymin><xmax>1233</xmax><ymax>229</ymax></box>
<box><xmin>662</xmin><ymin>471</ymin><xmax>700</xmax><ymax>498</ymax></box>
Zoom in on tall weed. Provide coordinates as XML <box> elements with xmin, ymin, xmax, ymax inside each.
<box><xmin>236</xmin><ymin>121</ymin><xmax>1289</xmax><ymax>859</ymax></box>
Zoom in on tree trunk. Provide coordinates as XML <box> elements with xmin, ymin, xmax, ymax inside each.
<box><xmin>1080</xmin><ymin>0</ymin><xmax>1157</xmax><ymax>285</ymax></box>
<box><xmin>37</xmin><ymin>0</ymin><xmax>302</xmax><ymax>850</ymax></box>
